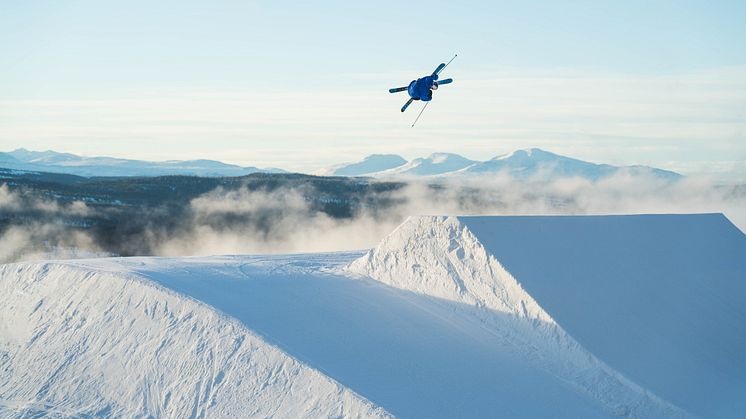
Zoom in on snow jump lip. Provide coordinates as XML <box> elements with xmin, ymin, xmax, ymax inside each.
<box><xmin>363</xmin><ymin>213</ymin><xmax>745</xmax><ymax>418</ymax></box>
<box><xmin>454</xmin><ymin>213</ymin><xmax>746</xmax><ymax>418</ymax></box>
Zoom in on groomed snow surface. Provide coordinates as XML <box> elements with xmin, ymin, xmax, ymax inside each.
<box><xmin>2</xmin><ymin>214</ymin><xmax>745</xmax><ymax>418</ymax></box>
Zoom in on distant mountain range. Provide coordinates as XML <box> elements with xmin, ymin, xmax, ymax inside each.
<box><xmin>324</xmin><ymin>148</ymin><xmax>683</xmax><ymax>181</ymax></box>
<box><xmin>0</xmin><ymin>147</ymin><xmax>682</xmax><ymax>181</ymax></box>
<box><xmin>0</xmin><ymin>149</ymin><xmax>286</xmax><ymax>177</ymax></box>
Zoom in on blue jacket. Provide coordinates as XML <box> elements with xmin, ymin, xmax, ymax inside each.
<box><xmin>407</xmin><ymin>74</ymin><xmax>438</xmax><ymax>101</ymax></box>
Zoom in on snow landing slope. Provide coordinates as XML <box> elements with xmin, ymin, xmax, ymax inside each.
<box><xmin>2</xmin><ymin>215</ymin><xmax>743</xmax><ymax>418</ymax></box>
<box><xmin>0</xmin><ymin>261</ymin><xmax>389</xmax><ymax>418</ymax></box>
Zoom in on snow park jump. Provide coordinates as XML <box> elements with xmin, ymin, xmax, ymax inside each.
<box><xmin>389</xmin><ymin>54</ymin><xmax>457</xmax><ymax>127</ymax></box>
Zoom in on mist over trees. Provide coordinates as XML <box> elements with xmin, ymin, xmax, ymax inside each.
<box><xmin>1</xmin><ymin>170</ymin><xmax>744</xmax><ymax>263</ymax></box>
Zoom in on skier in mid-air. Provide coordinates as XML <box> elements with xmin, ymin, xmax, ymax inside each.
<box><xmin>406</xmin><ymin>73</ymin><xmax>439</xmax><ymax>102</ymax></box>
<box><xmin>389</xmin><ymin>54</ymin><xmax>457</xmax><ymax>126</ymax></box>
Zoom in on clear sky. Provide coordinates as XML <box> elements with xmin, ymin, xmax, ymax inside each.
<box><xmin>1</xmin><ymin>0</ymin><xmax>745</xmax><ymax>178</ymax></box>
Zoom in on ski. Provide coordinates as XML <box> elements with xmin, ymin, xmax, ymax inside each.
<box><xmin>401</xmin><ymin>98</ymin><xmax>414</xmax><ymax>112</ymax></box>
<box><xmin>432</xmin><ymin>63</ymin><xmax>446</xmax><ymax>76</ymax></box>
<box><xmin>435</xmin><ymin>54</ymin><xmax>458</xmax><ymax>75</ymax></box>
<box><xmin>436</xmin><ymin>78</ymin><xmax>453</xmax><ymax>85</ymax></box>
<box><xmin>389</xmin><ymin>86</ymin><xmax>408</xmax><ymax>93</ymax></box>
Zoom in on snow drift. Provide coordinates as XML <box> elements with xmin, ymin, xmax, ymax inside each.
<box><xmin>1</xmin><ymin>214</ymin><xmax>744</xmax><ymax>418</ymax></box>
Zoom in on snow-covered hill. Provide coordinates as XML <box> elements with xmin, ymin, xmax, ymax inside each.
<box><xmin>2</xmin><ymin>214</ymin><xmax>743</xmax><ymax>417</ymax></box>
<box><xmin>0</xmin><ymin>149</ymin><xmax>285</xmax><ymax>177</ymax></box>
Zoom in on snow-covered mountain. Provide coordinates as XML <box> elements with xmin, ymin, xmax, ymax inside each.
<box><xmin>321</xmin><ymin>148</ymin><xmax>682</xmax><ymax>181</ymax></box>
<box><xmin>319</xmin><ymin>154</ymin><xmax>407</xmax><ymax>176</ymax></box>
<box><xmin>7</xmin><ymin>149</ymin><xmax>80</xmax><ymax>165</ymax></box>
<box><xmin>457</xmin><ymin>148</ymin><xmax>682</xmax><ymax>181</ymax></box>
<box><xmin>0</xmin><ymin>149</ymin><xmax>286</xmax><ymax>177</ymax></box>
<box><xmin>377</xmin><ymin>152</ymin><xmax>477</xmax><ymax>176</ymax></box>
<box><xmin>2</xmin><ymin>214</ymin><xmax>744</xmax><ymax>417</ymax></box>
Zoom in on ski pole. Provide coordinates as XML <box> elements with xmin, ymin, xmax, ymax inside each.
<box><xmin>411</xmin><ymin>102</ymin><xmax>430</xmax><ymax>127</ymax></box>
<box><xmin>441</xmin><ymin>54</ymin><xmax>458</xmax><ymax>73</ymax></box>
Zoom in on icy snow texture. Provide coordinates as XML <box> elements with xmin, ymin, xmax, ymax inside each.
<box><xmin>0</xmin><ymin>262</ymin><xmax>389</xmax><ymax>418</ymax></box>
<box><xmin>1</xmin><ymin>255</ymin><xmax>626</xmax><ymax>418</ymax></box>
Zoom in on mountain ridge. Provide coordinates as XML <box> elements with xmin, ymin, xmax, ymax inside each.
<box><xmin>1</xmin><ymin>147</ymin><xmax>682</xmax><ymax>181</ymax></box>
<box><xmin>326</xmin><ymin>147</ymin><xmax>682</xmax><ymax>181</ymax></box>
<box><xmin>1</xmin><ymin>148</ymin><xmax>286</xmax><ymax>178</ymax></box>
<box><xmin>375</xmin><ymin>152</ymin><xmax>477</xmax><ymax>176</ymax></box>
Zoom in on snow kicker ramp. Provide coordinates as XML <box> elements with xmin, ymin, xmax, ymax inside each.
<box><xmin>1</xmin><ymin>214</ymin><xmax>744</xmax><ymax>418</ymax></box>
<box><xmin>351</xmin><ymin>214</ymin><xmax>746</xmax><ymax>418</ymax></box>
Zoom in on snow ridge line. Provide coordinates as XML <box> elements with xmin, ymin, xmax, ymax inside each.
<box><xmin>346</xmin><ymin>215</ymin><xmax>693</xmax><ymax>418</ymax></box>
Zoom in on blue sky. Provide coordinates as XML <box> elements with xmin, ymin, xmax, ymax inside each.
<box><xmin>1</xmin><ymin>1</ymin><xmax>745</xmax><ymax>178</ymax></box>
